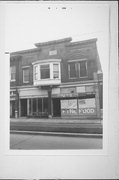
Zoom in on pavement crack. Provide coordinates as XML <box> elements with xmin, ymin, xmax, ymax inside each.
<box><xmin>10</xmin><ymin>134</ymin><xmax>35</xmax><ymax>149</ymax></box>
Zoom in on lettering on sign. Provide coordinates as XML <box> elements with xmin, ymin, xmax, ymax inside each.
<box><xmin>79</xmin><ymin>108</ymin><xmax>96</xmax><ymax>115</ymax></box>
<box><xmin>61</xmin><ymin>99</ymin><xmax>78</xmax><ymax>115</ymax></box>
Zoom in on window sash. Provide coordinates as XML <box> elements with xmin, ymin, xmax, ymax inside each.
<box><xmin>34</xmin><ymin>66</ymin><xmax>38</xmax><ymax>80</ymax></box>
<box><xmin>40</xmin><ymin>64</ymin><xmax>50</xmax><ymax>79</ymax></box>
<box><xmin>10</xmin><ymin>66</ymin><xmax>16</xmax><ymax>81</ymax></box>
<box><xmin>23</xmin><ymin>68</ymin><xmax>29</xmax><ymax>82</ymax></box>
<box><xmin>69</xmin><ymin>63</ymin><xmax>77</xmax><ymax>78</ymax></box>
<box><xmin>53</xmin><ymin>64</ymin><xmax>59</xmax><ymax>79</ymax></box>
<box><xmin>79</xmin><ymin>61</ymin><xmax>87</xmax><ymax>77</ymax></box>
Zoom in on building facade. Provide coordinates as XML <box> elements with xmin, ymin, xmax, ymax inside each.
<box><xmin>10</xmin><ymin>37</ymin><xmax>103</xmax><ymax>119</ymax></box>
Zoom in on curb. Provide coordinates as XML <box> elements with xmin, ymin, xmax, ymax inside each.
<box><xmin>10</xmin><ymin>130</ymin><xmax>103</xmax><ymax>138</ymax></box>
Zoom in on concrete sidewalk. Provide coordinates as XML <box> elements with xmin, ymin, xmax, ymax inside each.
<box><xmin>10</xmin><ymin>117</ymin><xmax>102</xmax><ymax>124</ymax></box>
<box><xmin>10</xmin><ymin>117</ymin><xmax>102</xmax><ymax>134</ymax></box>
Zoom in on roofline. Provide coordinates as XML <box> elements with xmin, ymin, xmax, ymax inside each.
<box><xmin>66</xmin><ymin>38</ymin><xmax>97</xmax><ymax>47</ymax></box>
<box><xmin>10</xmin><ymin>37</ymin><xmax>97</xmax><ymax>56</ymax></box>
<box><xmin>10</xmin><ymin>47</ymin><xmax>41</xmax><ymax>56</ymax></box>
<box><xmin>35</xmin><ymin>37</ymin><xmax>72</xmax><ymax>47</ymax></box>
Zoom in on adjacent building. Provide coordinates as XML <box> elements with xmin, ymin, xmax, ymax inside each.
<box><xmin>10</xmin><ymin>37</ymin><xmax>103</xmax><ymax>119</ymax></box>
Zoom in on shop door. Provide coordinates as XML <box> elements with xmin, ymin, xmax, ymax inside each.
<box><xmin>21</xmin><ymin>99</ymin><xmax>27</xmax><ymax>117</ymax></box>
<box><xmin>53</xmin><ymin>98</ymin><xmax>61</xmax><ymax>117</ymax></box>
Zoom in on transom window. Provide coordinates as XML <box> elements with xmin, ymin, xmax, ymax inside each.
<box><xmin>40</xmin><ymin>64</ymin><xmax>50</xmax><ymax>79</ymax></box>
<box><xmin>10</xmin><ymin>66</ymin><xmax>16</xmax><ymax>81</ymax></box>
<box><xmin>23</xmin><ymin>68</ymin><xmax>29</xmax><ymax>83</ymax></box>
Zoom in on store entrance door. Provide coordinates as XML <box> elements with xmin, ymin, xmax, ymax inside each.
<box><xmin>53</xmin><ymin>98</ymin><xmax>61</xmax><ymax>117</ymax></box>
<box><xmin>21</xmin><ymin>99</ymin><xmax>27</xmax><ymax>117</ymax></box>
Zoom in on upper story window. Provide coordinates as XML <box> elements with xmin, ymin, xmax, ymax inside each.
<box><xmin>79</xmin><ymin>61</ymin><xmax>87</xmax><ymax>77</ymax></box>
<box><xmin>10</xmin><ymin>66</ymin><xmax>16</xmax><ymax>81</ymax></box>
<box><xmin>32</xmin><ymin>59</ymin><xmax>61</xmax><ymax>86</ymax></box>
<box><xmin>34</xmin><ymin>66</ymin><xmax>38</xmax><ymax>80</ymax></box>
<box><xmin>68</xmin><ymin>60</ymin><xmax>88</xmax><ymax>79</ymax></box>
<box><xmin>53</xmin><ymin>64</ymin><xmax>59</xmax><ymax>79</ymax></box>
<box><xmin>68</xmin><ymin>63</ymin><xmax>77</xmax><ymax>79</ymax></box>
<box><xmin>23</xmin><ymin>68</ymin><xmax>29</xmax><ymax>83</ymax></box>
<box><xmin>40</xmin><ymin>64</ymin><xmax>50</xmax><ymax>79</ymax></box>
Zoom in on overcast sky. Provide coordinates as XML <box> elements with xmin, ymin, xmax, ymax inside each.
<box><xmin>5</xmin><ymin>2</ymin><xmax>110</xmax><ymax>70</ymax></box>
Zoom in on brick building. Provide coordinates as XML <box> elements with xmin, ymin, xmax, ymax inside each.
<box><xmin>10</xmin><ymin>37</ymin><xmax>103</xmax><ymax>119</ymax></box>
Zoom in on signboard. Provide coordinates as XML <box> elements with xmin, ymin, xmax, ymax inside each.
<box><xmin>61</xmin><ymin>99</ymin><xmax>77</xmax><ymax>115</ymax></box>
<box><xmin>76</xmin><ymin>86</ymin><xmax>85</xmax><ymax>93</ymax></box>
<box><xmin>78</xmin><ymin>98</ymin><xmax>96</xmax><ymax>115</ymax></box>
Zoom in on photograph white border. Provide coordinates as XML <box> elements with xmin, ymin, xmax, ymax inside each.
<box><xmin>0</xmin><ymin>1</ymin><xmax>118</xmax><ymax>179</ymax></box>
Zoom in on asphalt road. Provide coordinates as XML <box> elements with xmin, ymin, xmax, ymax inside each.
<box><xmin>10</xmin><ymin>119</ymin><xmax>102</xmax><ymax>134</ymax></box>
<box><xmin>10</xmin><ymin>133</ymin><xmax>102</xmax><ymax>149</ymax></box>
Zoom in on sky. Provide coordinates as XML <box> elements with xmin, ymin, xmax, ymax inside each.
<box><xmin>5</xmin><ymin>2</ymin><xmax>110</xmax><ymax>70</ymax></box>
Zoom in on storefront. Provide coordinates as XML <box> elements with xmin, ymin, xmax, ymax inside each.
<box><xmin>60</xmin><ymin>94</ymin><xmax>96</xmax><ymax>118</ymax></box>
<box><xmin>18</xmin><ymin>84</ymin><xmax>101</xmax><ymax>119</ymax></box>
<box><xmin>10</xmin><ymin>90</ymin><xmax>18</xmax><ymax>118</ymax></box>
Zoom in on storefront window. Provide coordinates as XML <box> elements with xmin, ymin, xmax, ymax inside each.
<box><xmin>38</xmin><ymin>98</ymin><xmax>42</xmax><ymax>112</ymax></box>
<box><xmin>78</xmin><ymin>97</ymin><xmax>96</xmax><ymax>115</ymax></box>
<box><xmin>43</xmin><ymin>98</ymin><xmax>48</xmax><ymax>113</ymax></box>
<box><xmin>33</xmin><ymin>98</ymin><xmax>37</xmax><ymax>114</ymax></box>
<box><xmin>61</xmin><ymin>99</ymin><xmax>77</xmax><ymax>116</ymax></box>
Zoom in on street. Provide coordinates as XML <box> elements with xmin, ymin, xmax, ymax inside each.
<box><xmin>10</xmin><ymin>133</ymin><xmax>102</xmax><ymax>149</ymax></box>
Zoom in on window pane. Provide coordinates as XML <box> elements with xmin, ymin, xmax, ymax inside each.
<box><xmin>10</xmin><ymin>66</ymin><xmax>16</xmax><ymax>80</ymax></box>
<box><xmin>53</xmin><ymin>64</ymin><xmax>59</xmax><ymax>79</ymax></box>
<box><xmin>43</xmin><ymin>98</ymin><xmax>48</xmax><ymax>113</ymax></box>
<box><xmin>69</xmin><ymin>63</ymin><xmax>76</xmax><ymax>78</ymax></box>
<box><xmin>33</xmin><ymin>98</ymin><xmax>37</xmax><ymax>113</ymax></box>
<box><xmin>23</xmin><ymin>69</ymin><xmax>29</xmax><ymax>82</ymax></box>
<box><xmin>34</xmin><ymin>66</ymin><xmax>38</xmax><ymax>80</ymax></box>
<box><xmin>38</xmin><ymin>98</ymin><xmax>42</xmax><ymax>112</ymax></box>
<box><xmin>40</xmin><ymin>65</ymin><xmax>50</xmax><ymax>79</ymax></box>
<box><xmin>79</xmin><ymin>61</ymin><xmax>87</xmax><ymax>77</ymax></box>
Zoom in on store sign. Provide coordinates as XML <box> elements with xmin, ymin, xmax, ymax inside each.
<box><xmin>61</xmin><ymin>99</ymin><xmax>77</xmax><ymax>115</ymax></box>
<box><xmin>76</xmin><ymin>86</ymin><xmax>85</xmax><ymax>93</ymax></box>
<box><xmin>78</xmin><ymin>98</ymin><xmax>96</xmax><ymax>115</ymax></box>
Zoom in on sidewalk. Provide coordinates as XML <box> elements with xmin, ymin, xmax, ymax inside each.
<box><xmin>10</xmin><ymin>117</ymin><xmax>102</xmax><ymax>135</ymax></box>
<box><xmin>10</xmin><ymin>117</ymin><xmax>102</xmax><ymax>124</ymax></box>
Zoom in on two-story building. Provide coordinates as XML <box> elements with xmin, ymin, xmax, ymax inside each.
<box><xmin>10</xmin><ymin>37</ymin><xmax>103</xmax><ymax>120</ymax></box>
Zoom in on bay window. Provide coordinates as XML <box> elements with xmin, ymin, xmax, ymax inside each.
<box><xmin>32</xmin><ymin>59</ymin><xmax>61</xmax><ymax>86</ymax></box>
